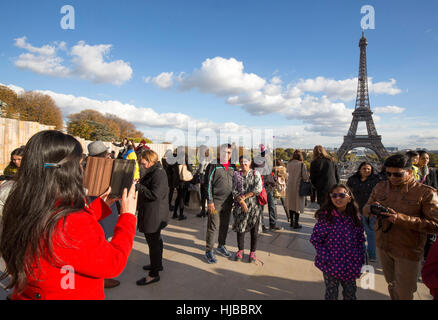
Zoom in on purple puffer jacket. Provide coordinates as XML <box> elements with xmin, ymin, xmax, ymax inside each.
<box><xmin>310</xmin><ymin>210</ymin><xmax>365</xmax><ymax>281</ymax></box>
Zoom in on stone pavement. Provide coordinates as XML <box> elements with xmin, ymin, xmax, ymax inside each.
<box><xmin>104</xmin><ymin>201</ymin><xmax>432</xmax><ymax>300</ymax></box>
<box><xmin>1</xmin><ymin>201</ymin><xmax>433</xmax><ymax>300</ymax></box>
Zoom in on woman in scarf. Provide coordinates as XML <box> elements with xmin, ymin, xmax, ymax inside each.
<box><xmin>232</xmin><ymin>155</ymin><xmax>263</xmax><ymax>263</ymax></box>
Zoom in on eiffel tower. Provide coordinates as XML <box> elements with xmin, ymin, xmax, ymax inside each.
<box><xmin>337</xmin><ymin>32</ymin><xmax>389</xmax><ymax>162</ymax></box>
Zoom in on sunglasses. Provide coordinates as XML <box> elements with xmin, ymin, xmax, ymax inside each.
<box><xmin>386</xmin><ymin>172</ymin><xmax>405</xmax><ymax>178</ymax></box>
<box><xmin>330</xmin><ymin>192</ymin><xmax>349</xmax><ymax>199</ymax></box>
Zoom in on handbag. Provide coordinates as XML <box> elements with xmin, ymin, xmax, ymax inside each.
<box><xmin>256</xmin><ymin>171</ymin><xmax>268</xmax><ymax>206</ymax></box>
<box><xmin>299</xmin><ymin>163</ymin><xmax>312</xmax><ymax>197</ymax></box>
<box><xmin>178</xmin><ymin>164</ymin><xmax>194</xmax><ymax>182</ymax></box>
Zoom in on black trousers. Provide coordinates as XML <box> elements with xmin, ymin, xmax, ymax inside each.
<box><xmin>144</xmin><ymin>230</ymin><xmax>163</xmax><ymax>277</ymax></box>
<box><xmin>323</xmin><ymin>273</ymin><xmax>357</xmax><ymax>300</ymax></box>
<box><xmin>237</xmin><ymin>219</ymin><xmax>260</xmax><ymax>252</ymax></box>
<box><xmin>173</xmin><ymin>183</ymin><xmax>188</xmax><ymax>216</ymax></box>
<box><xmin>200</xmin><ymin>183</ymin><xmax>207</xmax><ymax>213</ymax></box>
<box><xmin>168</xmin><ymin>187</ymin><xmax>175</xmax><ymax>208</ymax></box>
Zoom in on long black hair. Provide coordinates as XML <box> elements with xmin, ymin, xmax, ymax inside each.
<box><xmin>0</xmin><ymin>130</ymin><xmax>86</xmax><ymax>292</ymax></box>
<box><xmin>353</xmin><ymin>161</ymin><xmax>375</xmax><ymax>178</ymax></box>
<box><xmin>315</xmin><ymin>184</ymin><xmax>362</xmax><ymax>227</ymax></box>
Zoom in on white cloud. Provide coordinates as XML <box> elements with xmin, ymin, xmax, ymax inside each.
<box><xmin>178</xmin><ymin>57</ymin><xmax>266</xmax><ymax>96</ymax></box>
<box><xmin>146</xmin><ymin>57</ymin><xmax>403</xmax><ymax>137</ymax></box>
<box><xmin>148</xmin><ymin>72</ymin><xmax>174</xmax><ymax>89</ymax></box>
<box><xmin>14</xmin><ymin>37</ymin><xmax>57</xmax><ymax>56</ymax></box>
<box><xmin>374</xmin><ymin>106</ymin><xmax>405</xmax><ymax>114</ymax></box>
<box><xmin>70</xmin><ymin>41</ymin><xmax>132</xmax><ymax>85</ymax></box>
<box><xmin>371</xmin><ymin>78</ymin><xmax>402</xmax><ymax>95</ymax></box>
<box><xmin>13</xmin><ymin>37</ymin><xmax>132</xmax><ymax>85</ymax></box>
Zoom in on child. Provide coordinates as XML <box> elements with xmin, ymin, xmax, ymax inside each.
<box><xmin>310</xmin><ymin>184</ymin><xmax>365</xmax><ymax>300</ymax></box>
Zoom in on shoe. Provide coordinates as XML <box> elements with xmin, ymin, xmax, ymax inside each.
<box><xmin>178</xmin><ymin>215</ymin><xmax>187</xmax><ymax>220</ymax></box>
<box><xmin>171</xmin><ymin>214</ymin><xmax>178</xmax><ymax>219</ymax></box>
<box><xmin>216</xmin><ymin>245</ymin><xmax>231</xmax><ymax>257</ymax></box>
<box><xmin>136</xmin><ymin>276</ymin><xmax>160</xmax><ymax>286</ymax></box>
<box><xmin>235</xmin><ymin>250</ymin><xmax>243</xmax><ymax>262</ymax></box>
<box><xmin>262</xmin><ymin>225</ymin><xmax>269</xmax><ymax>233</ymax></box>
<box><xmin>205</xmin><ymin>251</ymin><xmax>217</xmax><ymax>264</ymax></box>
<box><xmin>143</xmin><ymin>265</ymin><xmax>164</xmax><ymax>271</ymax></box>
<box><xmin>197</xmin><ymin>211</ymin><xmax>206</xmax><ymax>217</ymax></box>
<box><xmin>269</xmin><ymin>225</ymin><xmax>283</xmax><ymax>231</ymax></box>
<box><xmin>104</xmin><ymin>278</ymin><xmax>120</xmax><ymax>289</ymax></box>
<box><xmin>249</xmin><ymin>251</ymin><xmax>257</xmax><ymax>263</ymax></box>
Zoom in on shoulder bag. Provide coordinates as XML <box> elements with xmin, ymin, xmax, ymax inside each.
<box><xmin>299</xmin><ymin>162</ymin><xmax>312</xmax><ymax>197</ymax></box>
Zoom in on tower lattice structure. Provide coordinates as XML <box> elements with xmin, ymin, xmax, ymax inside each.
<box><xmin>337</xmin><ymin>32</ymin><xmax>389</xmax><ymax>162</ymax></box>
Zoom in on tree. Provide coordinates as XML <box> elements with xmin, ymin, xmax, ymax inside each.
<box><xmin>0</xmin><ymin>85</ymin><xmax>19</xmax><ymax>117</ymax></box>
<box><xmin>67</xmin><ymin>109</ymin><xmax>152</xmax><ymax>142</ymax></box>
<box><xmin>14</xmin><ymin>92</ymin><xmax>63</xmax><ymax>129</ymax></box>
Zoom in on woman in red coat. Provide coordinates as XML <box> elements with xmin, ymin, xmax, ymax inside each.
<box><xmin>0</xmin><ymin>130</ymin><xmax>138</xmax><ymax>300</ymax></box>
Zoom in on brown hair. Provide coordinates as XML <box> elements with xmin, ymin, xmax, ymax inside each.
<box><xmin>312</xmin><ymin>145</ymin><xmax>332</xmax><ymax>161</ymax></box>
<box><xmin>292</xmin><ymin>150</ymin><xmax>304</xmax><ymax>162</ymax></box>
<box><xmin>140</xmin><ymin>149</ymin><xmax>159</xmax><ymax>164</ymax></box>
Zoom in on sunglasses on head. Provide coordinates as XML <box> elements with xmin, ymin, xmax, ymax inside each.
<box><xmin>330</xmin><ymin>192</ymin><xmax>349</xmax><ymax>199</ymax></box>
<box><xmin>386</xmin><ymin>172</ymin><xmax>405</xmax><ymax>178</ymax></box>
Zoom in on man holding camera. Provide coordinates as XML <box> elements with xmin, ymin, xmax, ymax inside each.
<box><xmin>363</xmin><ymin>154</ymin><xmax>438</xmax><ymax>300</ymax></box>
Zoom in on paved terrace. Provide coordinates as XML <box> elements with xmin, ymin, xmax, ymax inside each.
<box><xmin>1</xmin><ymin>202</ymin><xmax>433</xmax><ymax>300</ymax></box>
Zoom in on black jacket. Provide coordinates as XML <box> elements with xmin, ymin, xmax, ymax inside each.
<box><xmin>162</xmin><ymin>157</ymin><xmax>179</xmax><ymax>188</ymax></box>
<box><xmin>310</xmin><ymin>157</ymin><xmax>339</xmax><ymax>193</ymax></box>
<box><xmin>347</xmin><ymin>173</ymin><xmax>381</xmax><ymax>213</ymax></box>
<box><xmin>421</xmin><ymin>167</ymin><xmax>438</xmax><ymax>190</ymax></box>
<box><xmin>136</xmin><ymin>162</ymin><xmax>169</xmax><ymax>234</ymax></box>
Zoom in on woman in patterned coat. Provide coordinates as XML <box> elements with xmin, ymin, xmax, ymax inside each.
<box><xmin>232</xmin><ymin>155</ymin><xmax>263</xmax><ymax>263</ymax></box>
<box><xmin>310</xmin><ymin>184</ymin><xmax>365</xmax><ymax>300</ymax></box>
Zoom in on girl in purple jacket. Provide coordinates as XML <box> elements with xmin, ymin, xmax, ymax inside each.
<box><xmin>310</xmin><ymin>184</ymin><xmax>365</xmax><ymax>300</ymax></box>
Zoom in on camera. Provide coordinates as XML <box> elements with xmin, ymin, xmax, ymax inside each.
<box><xmin>370</xmin><ymin>203</ymin><xmax>390</xmax><ymax>218</ymax></box>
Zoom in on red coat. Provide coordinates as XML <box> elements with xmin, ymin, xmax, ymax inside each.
<box><xmin>422</xmin><ymin>239</ymin><xmax>438</xmax><ymax>300</ymax></box>
<box><xmin>12</xmin><ymin>198</ymin><xmax>137</xmax><ymax>300</ymax></box>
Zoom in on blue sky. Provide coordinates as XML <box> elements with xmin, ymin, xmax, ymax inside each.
<box><xmin>1</xmin><ymin>0</ymin><xmax>437</xmax><ymax>149</ymax></box>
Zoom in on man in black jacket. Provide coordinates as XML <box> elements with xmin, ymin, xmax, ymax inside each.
<box><xmin>204</xmin><ymin>144</ymin><xmax>236</xmax><ymax>264</ymax></box>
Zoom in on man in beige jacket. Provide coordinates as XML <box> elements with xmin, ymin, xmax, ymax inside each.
<box><xmin>363</xmin><ymin>154</ymin><xmax>438</xmax><ymax>300</ymax></box>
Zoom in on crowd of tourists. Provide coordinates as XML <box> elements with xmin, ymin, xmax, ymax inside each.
<box><xmin>0</xmin><ymin>132</ymin><xmax>437</xmax><ymax>301</ymax></box>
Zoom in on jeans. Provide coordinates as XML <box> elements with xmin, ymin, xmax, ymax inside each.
<box><xmin>262</xmin><ymin>188</ymin><xmax>277</xmax><ymax>227</ymax></box>
<box><xmin>362</xmin><ymin>215</ymin><xmax>377</xmax><ymax>259</ymax></box>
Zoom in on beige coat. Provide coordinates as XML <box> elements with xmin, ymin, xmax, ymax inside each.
<box><xmin>286</xmin><ymin>160</ymin><xmax>309</xmax><ymax>213</ymax></box>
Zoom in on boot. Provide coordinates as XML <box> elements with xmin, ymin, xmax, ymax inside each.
<box><xmin>178</xmin><ymin>208</ymin><xmax>187</xmax><ymax>220</ymax></box>
<box><xmin>172</xmin><ymin>206</ymin><xmax>178</xmax><ymax>219</ymax></box>
<box><xmin>289</xmin><ymin>211</ymin><xmax>295</xmax><ymax>228</ymax></box>
<box><xmin>293</xmin><ymin>212</ymin><xmax>302</xmax><ymax>229</ymax></box>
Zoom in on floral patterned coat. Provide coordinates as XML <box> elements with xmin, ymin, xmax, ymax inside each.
<box><xmin>232</xmin><ymin>169</ymin><xmax>263</xmax><ymax>233</ymax></box>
